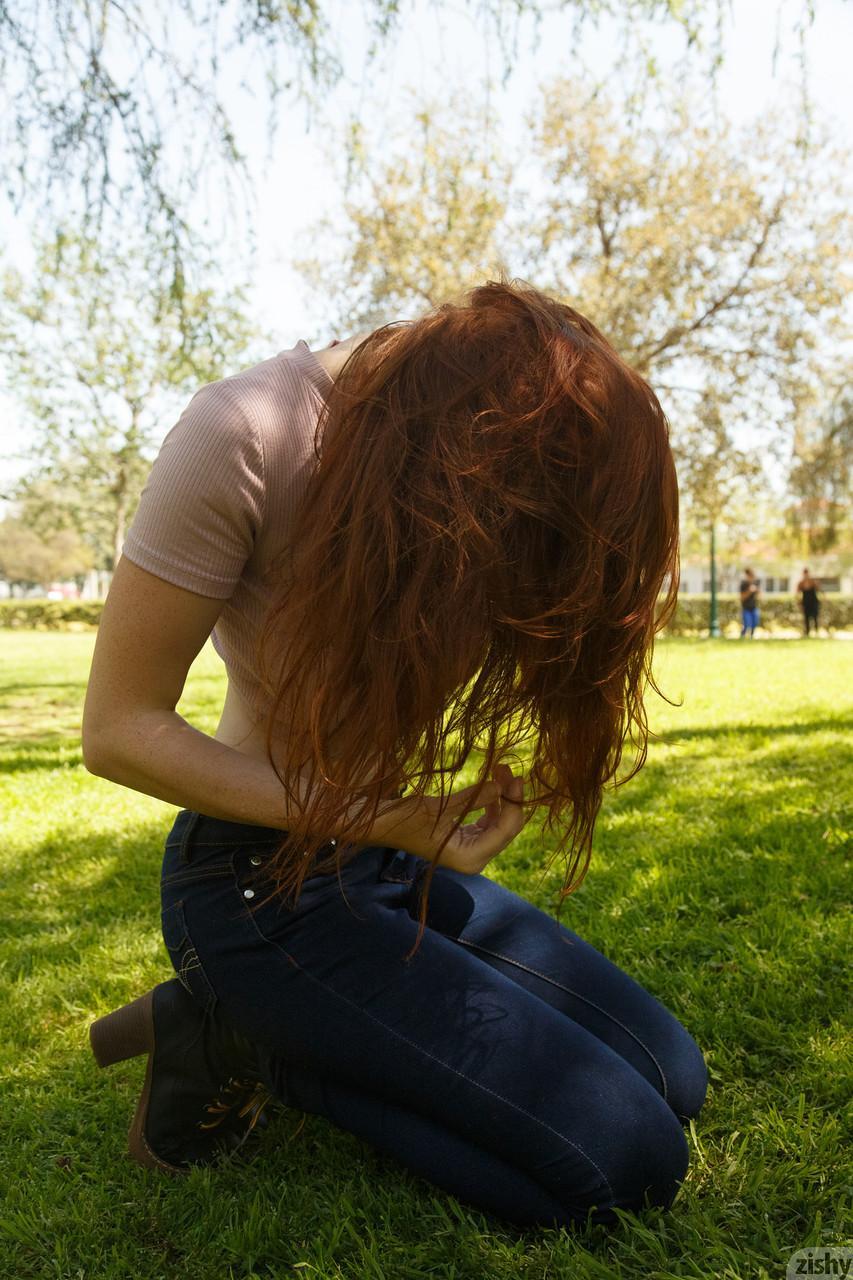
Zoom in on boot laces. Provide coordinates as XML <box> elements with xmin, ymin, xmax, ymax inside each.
<box><xmin>197</xmin><ymin>1076</ymin><xmax>272</xmax><ymax>1133</ymax></box>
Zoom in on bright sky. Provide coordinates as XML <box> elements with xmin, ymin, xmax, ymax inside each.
<box><xmin>1</xmin><ymin>0</ymin><xmax>851</xmax><ymax>510</ymax></box>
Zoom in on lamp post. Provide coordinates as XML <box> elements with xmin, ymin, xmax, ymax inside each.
<box><xmin>709</xmin><ymin>521</ymin><xmax>720</xmax><ymax>638</ymax></box>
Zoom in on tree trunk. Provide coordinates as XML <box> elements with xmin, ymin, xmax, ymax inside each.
<box><xmin>113</xmin><ymin>498</ymin><xmax>127</xmax><ymax>573</ymax></box>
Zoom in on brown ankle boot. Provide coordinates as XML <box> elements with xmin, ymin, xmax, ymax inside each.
<box><xmin>90</xmin><ymin>978</ymin><xmax>273</xmax><ymax>1173</ymax></box>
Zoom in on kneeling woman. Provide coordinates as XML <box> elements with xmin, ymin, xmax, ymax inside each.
<box><xmin>83</xmin><ymin>277</ymin><xmax>707</xmax><ymax>1231</ymax></box>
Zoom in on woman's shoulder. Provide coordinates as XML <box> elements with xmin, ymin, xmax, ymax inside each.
<box><xmin>201</xmin><ymin>341</ymin><xmax>331</xmax><ymax>430</ymax></box>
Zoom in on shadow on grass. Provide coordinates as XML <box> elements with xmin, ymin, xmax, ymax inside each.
<box><xmin>654</xmin><ymin>716</ymin><xmax>852</xmax><ymax>743</ymax></box>
<box><xmin>0</xmin><ymin>743</ymin><xmax>83</xmax><ymax>770</ymax></box>
<box><xmin>1</xmin><ymin>680</ymin><xmax>90</xmax><ymax>693</ymax></box>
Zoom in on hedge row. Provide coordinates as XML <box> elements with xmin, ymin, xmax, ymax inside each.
<box><xmin>662</xmin><ymin>594</ymin><xmax>853</xmax><ymax>634</ymax></box>
<box><xmin>1</xmin><ymin>594</ymin><xmax>852</xmax><ymax>633</ymax></box>
<box><xmin>0</xmin><ymin>600</ymin><xmax>104</xmax><ymax>629</ymax></box>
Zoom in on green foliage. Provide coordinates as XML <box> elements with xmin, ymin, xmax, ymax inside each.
<box><xmin>294</xmin><ymin>93</ymin><xmax>514</xmax><ymax>327</ymax></box>
<box><xmin>623</xmin><ymin>85</ymin><xmax>841</xmax><ymax>402</ymax></box>
<box><xmin>674</xmin><ymin>391</ymin><xmax>762</xmax><ymax>552</ymax></box>
<box><xmin>786</xmin><ymin>383</ymin><xmax>853</xmax><ymax>555</ymax></box>
<box><xmin>0</xmin><ymin>631</ymin><xmax>849</xmax><ymax>1276</ymax></box>
<box><xmin>0</xmin><ymin>600</ymin><xmax>103</xmax><ymax>630</ymax></box>
<box><xmin>310</xmin><ymin>75</ymin><xmax>851</xmax><ymax>472</ymax></box>
<box><xmin>0</xmin><ymin>226</ymin><xmax>264</xmax><ymax>574</ymax></box>
<box><xmin>664</xmin><ymin>593</ymin><xmax>853</xmax><ymax>635</ymax></box>
<box><xmin>6</xmin><ymin>595</ymin><xmax>853</xmax><ymax>634</ymax></box>
<box><xmin>0</xmin><ymin>1</ymin><xmax>755</xmax><ymax>285</ymax></box>
<box><xmin>0</xmin><ymin>519</ymin><xmax>94</xmax><ymax>589</ymax></box>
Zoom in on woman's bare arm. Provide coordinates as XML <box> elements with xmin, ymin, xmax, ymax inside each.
<box><xmin>82</xmin><ymin>556</ymin><xmax>523</xmax><ymax>866</ymax></box>
<box><xmin>81</xmin><ymin>556</ymin><xmax>335</xmax><ymax>827</ymax></box>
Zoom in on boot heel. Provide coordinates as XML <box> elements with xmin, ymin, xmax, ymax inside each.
<box><xmin>90</xmin><ymin>990</ymin><xmax>155</xmax><ymax>1067</ymax></box>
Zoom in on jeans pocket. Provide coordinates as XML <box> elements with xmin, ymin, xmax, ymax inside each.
<box><xmin>160</xmin><ymin>898</ymin><xmax>218</xmax><ymax>1016</ymax></box>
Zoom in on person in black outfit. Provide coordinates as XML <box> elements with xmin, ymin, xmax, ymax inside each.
<box><xmin>797</xmin><ymin>568</ymin><xmax>820</xmax><ymax>636</ymax></box>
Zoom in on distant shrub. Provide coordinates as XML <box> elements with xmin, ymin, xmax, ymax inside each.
<box><xmin>2</xmin><ymin>593</ymin><xmax>851</xmax><ymax>635</ymax></box>
<box><xmin>0</xmin><ymin>600</ymin><xmax>102</xmax><ymax>629</ymax></box>
<box><xmin>663</xmin><ymin>594</ymin><xmax>853</xmax><ymax>635</ymax></box>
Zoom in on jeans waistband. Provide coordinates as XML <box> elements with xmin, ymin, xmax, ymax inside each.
<box><xmin>165</xmin><ymin>808</ymin><xmax>290</xmax><ymax>848</ymax></box>
<box><xmin>166</xmin><ymin>782</ymin><xmax>409</xmax><ymax>863</ymax></box>
<box><xmin>165</xmin><ymin>807</ymin><xmax>358</xmax><ymax>869</ymax></box>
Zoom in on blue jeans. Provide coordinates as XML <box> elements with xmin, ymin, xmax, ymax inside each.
<box><xmin>741</xmin><ymin>607</ymin><xmax>759</xmax><ymax>636</ymax></box>
<box><xmin>160</xmin><ymin>808</ymin><xmax>708</xmax><ymax>1231</ymax></box>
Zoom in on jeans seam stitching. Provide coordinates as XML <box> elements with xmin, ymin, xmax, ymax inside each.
<box><xmin>237</xmin><ymin>895</ymin><xmax>614</xmax><ymax>1200</ymax></box>
<box><xmin>161</xmin><ymin>867</ymin><xmax>234</xmax><ymax>886</ymax></box>
<box><xmin>446</xmin><ymin>935</ymin><xmax>670</xmax><ymax>1103</ymax></box>
<box><xmin>178</xmin><ymin>809</ymin><xmax>202</xmax><ymax>865</ymax></box>
<box><xmin>162</xmin><ymin>900</ymin><xmax>217</xmax><ymax>1014</ymax></box>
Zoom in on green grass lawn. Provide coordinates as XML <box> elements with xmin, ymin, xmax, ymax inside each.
<box><xmin>1</xmin><ymin>631</ymin><xmax>850</xmax><ymax>1280</ymax></box>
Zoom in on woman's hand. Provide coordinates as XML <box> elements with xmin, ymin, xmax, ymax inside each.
<box><xmin>367</xmin><ymin>763</ymin><xmax>529</xmax><ymax>875</ymax></box>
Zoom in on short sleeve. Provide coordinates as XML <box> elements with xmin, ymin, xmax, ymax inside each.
<box><xmin>122</xmin><ymin>381</ymin><xmax>265</xmax><ymax>599</ymax></box>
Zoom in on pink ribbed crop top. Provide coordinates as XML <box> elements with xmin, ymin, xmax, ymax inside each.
<box><xmin>121</xmin><ymin>339</ymin><xmax>335</xmax><ymax>725</ymax></box>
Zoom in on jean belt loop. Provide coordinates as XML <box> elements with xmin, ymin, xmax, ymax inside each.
<box><xmin>179</xmin><ymin>810</ymin><xmax>203</xmax><ymax>865</ymax></box>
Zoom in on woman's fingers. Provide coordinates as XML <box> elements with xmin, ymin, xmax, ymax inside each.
<box><xmin>509</xmin><ymin>771</ymin><xmax>525</xmax><ymax>807</ymax></box>
<box><xmin>444</xmin><ymin>778</ymin><xmax>503</xmax><ymax>810</ymax></box>
<box><xmin>417</xmin><ymin>768</ymin><xmax>528</xmax><ymax>859</ymax></box>
<box><xmin>445</xmin><ymin>771</ymin><xmax>526</xmax><ymax>833</ymax></box>
<box><xmin>446</xmin><ymin>766</ymin><xmax>522</xmax><ymax>808</ymax></box>
<box><xmin>475</xmin><ymin>774</ymin><xmax>526</xmax><ymax>846</ymax></box>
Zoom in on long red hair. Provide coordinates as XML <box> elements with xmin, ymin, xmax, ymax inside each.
<box><xmin>251</xmin><ymin>276</ymin><xmax>679</xmax><ymax>952</ymax></box>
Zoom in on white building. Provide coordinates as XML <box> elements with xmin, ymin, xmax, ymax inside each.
<box><xmin>678</xmin><ymin>544</ymin><xmax>852</xmax><ymax>595</ymax></box>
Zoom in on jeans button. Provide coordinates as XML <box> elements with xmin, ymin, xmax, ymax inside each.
<box><xmin>250</xmin><ymin>855</ymin><xmax>262</xmax><ymax>866</ymax></box>
<box><xmin>243</xmin><ymin>888</ymin><xmax>255</xmax><ymax>900</ymax></box>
